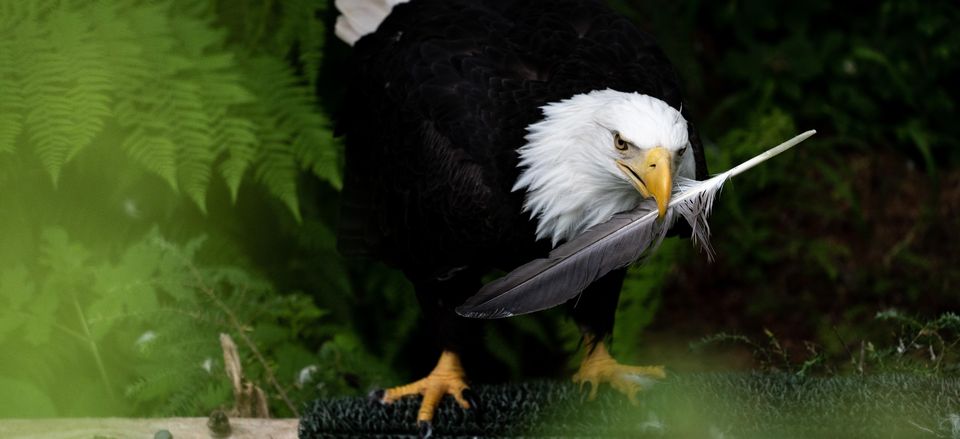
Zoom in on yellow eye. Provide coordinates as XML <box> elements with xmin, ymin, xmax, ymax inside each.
<box><xmin>614</xmin><ymin>132</ymin><xmax>627</xmax><ymax>151</ymax></box>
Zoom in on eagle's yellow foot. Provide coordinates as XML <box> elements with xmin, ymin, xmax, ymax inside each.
<box><xmin>572</xmin><ymin>340</ymin><xmax>665</xmax><ymax>404</ymax></box>
<box><xmin>371</xmin><ymin>351</ymin><xmax>477</xmax><ymax>436</ymax></box>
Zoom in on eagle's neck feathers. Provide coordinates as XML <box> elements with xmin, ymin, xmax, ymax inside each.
<box><xmin>513</xmin><ymin>89</ymin><xmax>693</xmax><ymax>246</ymax></box>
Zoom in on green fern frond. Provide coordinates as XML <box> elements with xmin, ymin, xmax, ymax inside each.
<box><xmin>162</xmin><ymin>378</ymin><xmax>231</xmax><ymax>416</ymax></box>
<box><xmin>255</xmin><ymin>140</ymin><xmax>302</xmax><ymax>222</ymax></box>
<box><xmin>5</xmin><ymin>0</ymin><xmax>340</xmax><ymax>214</ymax></box>
<box><xmin>194</xmin><ymin>68</ymin><xmax>257</xmax><ymax>108</ymax></box>
<box><xmin>215</xmin><ymin>116</ymin><xmax>258</xmax><ymax>201</ymax></box>
<box><xmin>291</xmin><ymin>110</ymin><xmax>341</xmax><ymax>189</ymax></box>
<box><xmin>0</xmin><ymin>102</ymin><xmax>23</xmax><ymax>154</ymax></box>
<box><xmin>18</xmin><ymin>6</ymin><xmax>115</xmax><ymax>184</ymax></box>
<box><xmin>212</xmin><ymin>0</ymin><xmax>327</xmax><ymax>87</ymax></box>
<box><xmin>170</xmin><ymin>82</ymin><xmax>216</xmax><ymax>212</ymax></box>
<box><xmin>243</xmin><ymin>55</ymin><xmax>342</xmax><ymax>217</ymax></box>
<box><xmin>22</xmin><ymin>84</ymin><xmax>82</xmax><ymax>185</ymax></box>
<box><xmin>126</xmin><ymin>130</ymin><xmax>180</xmax><ymax>191</ymax></box>
<box><xmin>275</xmin><ymin>0</ymin><xmax>328</xmax><ymax>88</ymax></box>
<box><xmin>0</xmin><ymin>42</ymin><xmax>24</xmax><ymax>154</ymax></box>
<box><xmin>126</xmin><ymin>350</ymin><xmax>228</xmax><ymax>415</ymax></box>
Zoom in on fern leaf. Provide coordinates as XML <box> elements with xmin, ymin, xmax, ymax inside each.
<box><xmin>215</xmin><ymin>116</ymin><xmax>258</xmax><ymax>201</ymax></box>
<box><xmin>0</xmin><ymin>41</ymin><xmax>24</xmax><ymax>154</ymax></box>
<box><xmin>255</xmin><ymin>140</ymin><xmax>301</xmax><ymax>221</ymax></box>
<box><xmin>23</xmin><ymin>81</ymin><xmax>78</xmax><ymax>184</ymax></box>
<box><xmin>17</xmin><ymin>5</ymin><xmax>115</xmax><ymax>184</ymax></box>
<box><xmin>0</xmin><ymin>100</ymin><xmax>23</xmax><ymax>154</ymax></box>
<box><xmin>297</xmin><ymin>124</ymin><xmax>343</xmax><ymax>190</ymax></box>
<box><xmin>170</xmin><ymin>79</ymin><xmax>216</xmax><ymax>212</ymax></box>
<box><xmin>195</xmin><ymin>64</ymin><xmax>256</xmax><ymax>202</ymax></box>
<box><xmin>8</xmin><ymin>0</ymin><xmax>339</xmax><ymax>215</ymax></box>
<box><xmin>244</xmin><ymin>56</ymin><xmax>342</xmax><ymax>204</ymax></box>
<box><xmin>277</xmin><ymin>0</ymin><xmax>328</xmax><ymax>88</ymax></box>
<box><xmin>122</xmin><ymin>128</ymin><xmax>179</xmax><ymax>191</ymax></box>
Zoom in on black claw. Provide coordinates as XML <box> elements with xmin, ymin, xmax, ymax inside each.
<box><xmin>462</xmin><ymin>388</ymin><xmax>483</xmax><ymax>422</ymax></box>
<box><xmin>368</xmin><ymin>389</ymin><xmax>386</xmax><ymax>404</ymax></box>
<box><xmin>579</xmin><ymin>382</ymin><xmax>593</xmax><ymax>403</ymax></box>
<box><xmin>418</xmin><ymin>420</ymin><xmax>433</xmax><ymax>439</ymax></box>
<box><xmin>462</xmin><ymin>388</ymin><xmax>480</xmax><ymax>409</ymax></box>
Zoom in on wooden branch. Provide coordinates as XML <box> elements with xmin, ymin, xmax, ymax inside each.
<box><xmin>0</xmin><ymin>418</ymin><xmax>297</xmax><ymax>439</ymax></box>
<box><xmin>220</xmin><ymin>333</ymin><xmax>270</xmax><ymax>418</ymax></box>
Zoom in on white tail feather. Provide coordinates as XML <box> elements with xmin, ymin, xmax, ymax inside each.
<box><xmin>334</xmin><ymin>0</ymin><xmax>410</xmax><ymax>46</ymax></box>
<box><xmin>457</xmin><ymin>130</ymin><xmax>817</xmax><ymax>319</ymax></box>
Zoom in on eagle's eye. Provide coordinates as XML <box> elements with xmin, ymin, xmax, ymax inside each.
<box><xmin>678</xmin><ymin>145</ymin><xmax>688</xmax><ymax>156</ymax></box>
<box><xmin>613</xmin><ymin>132</ymin><xmax>627</xmax><ymax>151</ymax></box>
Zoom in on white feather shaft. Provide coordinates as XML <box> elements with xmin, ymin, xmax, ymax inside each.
<box><xmin>727</xmin><ymin>130</ymin><xmax>817</xmax><ymax>178</ymax></box>
<box><xmin>665</xmin><ymin>129</ymin><xmax>817</xmax><ymax>221</ymax></box>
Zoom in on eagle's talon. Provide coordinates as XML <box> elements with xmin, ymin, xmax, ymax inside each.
<box><xmin>573</xmin><ymin>339</ymin><xmax>664</xmax><ymax>403</ymax></box>
<box><xmin>368</xmin><ymin>388</ymin><xmax>386</xmax><ymax>404</ymax></box>
<box><xmin>462</xmin><ymin>388</ymin><xmax>483</xmax><ymax>422</ymax></box>
<box><xmin>574</xmin><ymin>377</ymin><xmax>599</xmax><ymax>401</ymax></box>
<box><xmin>449</xmin><ymin>386</ymin><xmax>471</xmax><ymax>410</ymax></box>
<box><xmin>461</xmin><ymin>388</ymin><xmax>479</xmax><ymax>409</ymax></box>
<box><xmin>380</xmin><ymin>351</ymin><xmax>469</xmax><ymax>432</ymax></box>
<box><xmin>418</xmin><ymin>420</ymin><xmax>433</xmax><ymax>439</ymax></box>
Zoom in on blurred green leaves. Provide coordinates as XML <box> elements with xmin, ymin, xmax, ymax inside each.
<box><xmin>0</xmin><ymin>0</ymin><xmax>365</xmax><ymax>418</ymax></box>
<box><xmin>0</xmin><ymin>223</ymin><xmax>388</xmax><ymax>417</ymax></box>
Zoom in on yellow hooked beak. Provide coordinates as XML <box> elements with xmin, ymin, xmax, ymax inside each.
<box><xmin>616</xmin><ymin>147</ymin><xmax>673</xmax><ymax>218</ymax></box>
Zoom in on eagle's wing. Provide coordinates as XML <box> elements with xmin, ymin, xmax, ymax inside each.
<box><xmin>336</xmin><ymin>0</ymin><xmax>544</xmax><ymax>275</ymax></box>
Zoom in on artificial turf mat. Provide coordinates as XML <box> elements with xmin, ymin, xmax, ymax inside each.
<box><xmin>299</xmin><ymin>373</ymin><xmax>960</xmax><ymax>438</ymax></box>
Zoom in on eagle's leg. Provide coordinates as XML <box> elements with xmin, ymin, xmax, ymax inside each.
<box><xmin>569</xmin><ymin>268</ymin><xmax>665</xmax><ymax>403</ymax></box>
<box><xmin>372</xmin><ymin>272</ymin><xmax>481</xmax><ymax>436</ymax></box>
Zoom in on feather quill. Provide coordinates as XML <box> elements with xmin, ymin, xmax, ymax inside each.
<box><xmin>457</xmin><ymin>130</ymin><xmax>816</xmax><ymax>319</ymax></box>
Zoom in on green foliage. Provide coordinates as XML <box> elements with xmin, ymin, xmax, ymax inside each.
<box><xmin>212</xmin><ymin>0</ymin><xmax>328</xmax><ymax>89</ymax></box>
<box><xmin>0</xmin><ymin>225</ymin><xmax>388</xmax><ymax>417</ymax></box>
<box><xmin>693</xmin><ymin>311</ymin><xmax>960</xmax><ymax>377</ymax></box>
<box><xmin>691</xmin><ymin>329</ymin><xmax>824</xmax><ymax>377</ymax></box>
<box><xmin>606</xmin><ymin>241</ymin><xmax>676</xmax><ymax>362</ymax></box>
<box><xmin>0</xmin><ymin>0</ymin><xmax>368</xmax><ymax>418</ymax></box>
<box><xmin>0</xmin><ymin>227</ymin><xmax>217</xmax><ymax>415</ymax></box>
<box><xmin>871</xmin><ymin>310</ymin><xmax>960</xmax><ymax>375</ymax></box>
<box><xmin>0</xmin><ymin>0</ymin><xmax>339</xmax><ymax>217</ymax></box>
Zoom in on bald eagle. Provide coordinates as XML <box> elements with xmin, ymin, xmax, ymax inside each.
<box><xmin>336</xmin><ymin>0</ymin><xmax>708</xmax><ymax>434</ymax></box>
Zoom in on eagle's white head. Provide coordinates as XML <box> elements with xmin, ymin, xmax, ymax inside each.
<box><xmin>514</xmin><ymin>89</ymin><xmax>696</xmax><ymax>246</ymax></box>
